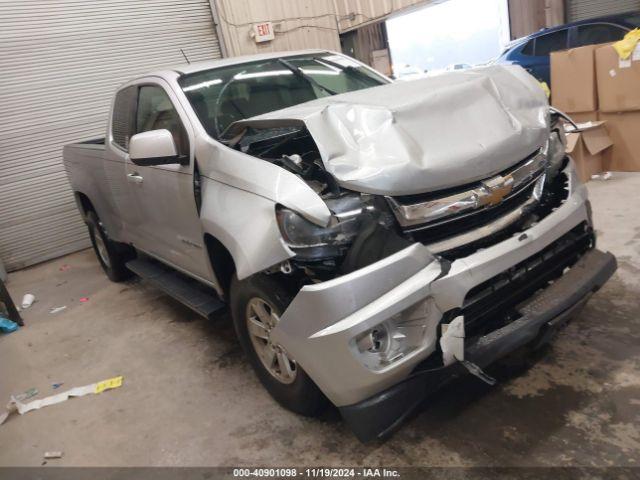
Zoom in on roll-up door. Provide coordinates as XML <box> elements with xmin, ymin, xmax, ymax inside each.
<box><xmin>567</xmin><ymin>0</ymin><xmax>640</xmax><ymax>22</ymax></box>
<box><xmin>0</xmin><ymin>0</ymin><xmax>223</xmax><ymax>271</ymax></box>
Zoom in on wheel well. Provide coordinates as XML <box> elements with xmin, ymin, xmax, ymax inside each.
<box><xmin>204</xmin><ymin>234</ymin><xmax>236</xmax><ymax>297</ymax></box>
<box><xmin>75</xmin><ymin>192</ymin><xmax>95</xmax><ymax>218</ymax></box>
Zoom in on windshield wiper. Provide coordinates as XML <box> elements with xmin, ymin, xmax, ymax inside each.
<box><xmin>277</xmin><ymin>58</ymin><xmax>338</xmax><ymax>96</ymax></box>
<box><xmin>312</xmin><ymin>56</ymin><xmax>355</xmax><ymax>72</ymax></box>
<box><xmin>313</xmin><ymin>56</ymin><xmax>389</xmax><ymax>85</ymax></box>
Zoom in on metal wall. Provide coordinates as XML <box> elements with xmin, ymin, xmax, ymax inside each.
<box><xmin>0</xmin><ymin>0</ymin><xmax>223</xmax><ymax>271</ymax></box>
<box><xmin>214</xmin><ymin>0</ymin><xmax>433</xmax><ymax>57</ymax></box>
<box><xmin>508</xmin><ymin>0</ymin><xmax>565</xmax><ymax>39</ymax></box>
<box><xmin>567</xmin><ymin>0</ymin><xmax>640</xmax><ymax>21</ymax></box>
<box><xmin>334</xmin><ymin>0</ymin><xmax>434</xmax><ymax>32</ymax></box>
<box><xmin>215</xmin><ymin>0</ymin><xmax>341</xmax><ymax>57</ymax></box>
<box><xmin>340</xmin><ymin>22</ymin><xmax>391</xmax><ymax>73</ymax></box>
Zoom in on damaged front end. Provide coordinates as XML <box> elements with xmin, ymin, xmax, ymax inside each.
<box><xmin>221</xmin><ymin>73</ymin><xmax>617</xmax><ymax>443</ymax></box>
<box><xmin>222</xmin><ymin>96</ymin><xmax>570</xmax><ymax>281</ymax></box>
<box><xmin>220</xmin><ymin>64</ymin><xmax>558</xmax><ymax>280</ymax></box>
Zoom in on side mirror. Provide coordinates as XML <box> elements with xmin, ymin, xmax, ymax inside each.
<box><xmin>129</xmin><ymin>129</ymin><xmax>187</xmax><ymax>166</ymax></box>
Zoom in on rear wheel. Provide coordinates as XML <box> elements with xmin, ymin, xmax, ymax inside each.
<box><xmin>230</xmin><ymin>274</ymin><xmax>328</xmax><ymax>416</ymax></box>
<box><xmin>86</xmin><ymin>211</ymin><xmax>134</xmax><ymax>282</ymax></box>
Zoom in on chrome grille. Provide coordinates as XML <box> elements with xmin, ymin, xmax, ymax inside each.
<box><xmin>387</xmin><ymin>153</ymin><xmax>571</xmax><ymax>258</ymax></box>
<box><xmin>387</xmin><ymin>150</ymin><xmax>548</xmax><ymax>229</ymax></box>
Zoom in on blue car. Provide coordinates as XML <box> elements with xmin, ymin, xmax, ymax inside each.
<box><xmin>496</xmin><ymin>11</ymin><xmax>640</xmax><ymax>86</ymax></box>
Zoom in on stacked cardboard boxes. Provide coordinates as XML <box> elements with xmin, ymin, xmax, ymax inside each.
<box><xmin>595</xmin><ymin>43</ymin><xmax>640</xmax><ymax>172</ymax></box>
<box><xmin>551</xmin><ymin>45</ymin><xmax>610</xmax><ymax>178</ymax></box>
<box><xmin>551</xmin><ymin>41</ymin><xmax>640</xmax><ymax>174</ymax></box>
<box><xmin>551</xmin><ymin>45</ymin><xmax>599</xmax><ymax>123</ymax></box>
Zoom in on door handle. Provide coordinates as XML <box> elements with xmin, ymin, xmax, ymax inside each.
<box><xmin>127</xmin><ymin>173</ymin><xmax>144</xmax><ymax>184</ymax></box>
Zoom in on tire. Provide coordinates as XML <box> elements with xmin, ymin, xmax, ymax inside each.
<box><xmin>230</xmin><ymin>274</ymin><xmax>328</xmax><ymax>416</ymax></box>
<box><xmin>86</xmin><ymin>211</ymin><xmax>134</xmax><ymax>282</ymax></box>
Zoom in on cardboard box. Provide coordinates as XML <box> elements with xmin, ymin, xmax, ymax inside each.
<box><xmin>598</xmin><ymin>112</ymin><xmax>640</xmax><ymax>171</ymax></box>
<box><xmin>596</xmin><ymin>43</ymin><xmax>640</xmax><ymax>113</ymax></box>
<box><xmin>565</xmin><ymin>121</ymin><xmax>613</xmax><ymax>182</ymax></box>
<box><xmin>551</xmin><ymin>45</ymin><xmax>598</xmax><ymax>113</ymax></box>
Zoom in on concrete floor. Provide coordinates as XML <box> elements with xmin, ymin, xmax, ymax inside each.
<box><xmin>1</xmin><ymin>174</ymin><xmax>639</xmax><ymax>467</ymax></box>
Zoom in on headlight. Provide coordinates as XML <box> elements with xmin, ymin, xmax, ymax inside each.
<box><xmin>276</xmin><ymin>194</ymin><xmax>371</xmax><ymax>260</ymax></box>
<box><xmin>351</xmin><ymin>298</ymin><xmax>440</xmax><ymax>371</ymax></box>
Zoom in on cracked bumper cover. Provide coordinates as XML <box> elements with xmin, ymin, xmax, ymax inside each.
<box><xmin>339</xmin><ymin>247</ymin><xmax>616</xmax><ymax>442</ymax></box>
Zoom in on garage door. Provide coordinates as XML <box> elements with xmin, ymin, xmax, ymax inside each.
<box><xmin>0</xmin><ymin>0</ymin><xmax>223</xmax><ymax>271</ymax></box>
<box><xmin>567</xmin><ymin>0</ymin><xmax>640</xmax><ymax>22</ymax></box>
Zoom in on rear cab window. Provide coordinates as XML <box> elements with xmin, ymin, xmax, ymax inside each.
<box><xmin>111</xmin><ymin>86</ymin><xmax>136</xmax><ymax>151</ymax></box>
<box><xmin>533</xmin><ymin>29</ymin><xmax>568</xmax><ymax>56</ymax></box>
<box><xmin>629</xmin><ymin>14</ymin><xmax>640</xmax><ymax>28</ymax></box>
<box><xmin>575</xmin><ymin>23</ymin><xmax>628</xmax><ymax>46</ymax></box>
<box><xmin>521</xmin><ymin>39</ymin><xmax>535</xmax><ymax>56</ymax></box>
<box><xmin>519</xmin><ymin>29</ymin><xmax>569</xmax><ymax>57</ymax></box>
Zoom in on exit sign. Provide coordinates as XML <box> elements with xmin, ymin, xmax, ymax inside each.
<box><xmin>252</xmin><ymin>22</ymin><xmax>275</xmax><ymax>43</ymax></box>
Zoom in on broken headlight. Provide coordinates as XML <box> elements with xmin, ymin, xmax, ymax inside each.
<box><xmin>276</xmin><ymin>194</ymin><xmax>370</xmax><ymax>260</ymax></box>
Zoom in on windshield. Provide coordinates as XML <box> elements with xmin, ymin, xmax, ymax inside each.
<box><xmin>179</xmin><ymin>53</ymin><xmax>389</xmax><ymax>139</ymax></box>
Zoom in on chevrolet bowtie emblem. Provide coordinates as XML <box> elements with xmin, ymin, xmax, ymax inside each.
<box><xmin>477</xmin><ymin>174</ymin><xmax>514</xmax><ymax>207</ymax></box>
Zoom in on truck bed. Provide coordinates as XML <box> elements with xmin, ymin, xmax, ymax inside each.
<box><xmin>63</xmin><ymin>138</ymin><xmax>108</xmax><ymax>175</ymax></box>
<box><xmin>65</xmin><ymin>137</ymin><xmax>106</xmax><ymax>149</ymax></box>
<box><xmin>62</xmin><ymin>137</ymin><xmax>115</xmax><ymax>235</ymax></box>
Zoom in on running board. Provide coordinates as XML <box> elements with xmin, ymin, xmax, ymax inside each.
<box><xmin>126</xmin><ymin>258</ymin><xmax>225</xmax><ymax>319</ymax></box>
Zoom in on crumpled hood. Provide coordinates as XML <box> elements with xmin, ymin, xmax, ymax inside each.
<box><xmin>235</xmin><ymin>65</ymin><xmax>550</xmax><ymax>196</ymax></box>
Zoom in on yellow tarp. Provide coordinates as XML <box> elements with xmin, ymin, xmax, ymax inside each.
<box><xmin>613</xmin><ymin>28</ymin><xmax>640</xmax><ymax>60</ymax></box>
<box><xmin>539</xmin><ymin>81</ymin><xmax>551</xmax><ymax>99</ymax></box>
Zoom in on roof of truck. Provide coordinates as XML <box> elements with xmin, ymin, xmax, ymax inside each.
<box><xmin>173</xmin><ymin>49</ymin><xmax>332</xmax><ymax>75</ymax></box>
<box><xmin>118</xmin><ymin>49</ymin><xmax>357</xmax><ymax>91</ymax></box>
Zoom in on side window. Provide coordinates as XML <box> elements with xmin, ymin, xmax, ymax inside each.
<box><xmin>576</xmin><ymin>24</ymin><xmax>627</xmax><ymax>47</ymax></box>
<box><xmin>534</xmin><ymin>29</ymin><xmax>568</xmax><ymax>56</ymax></box>
<box><xmin>136</xmin><ymin>85</ymin><xmax>189</xmax><ymax>156</ymax></box>
<box><xmin>521</xmin><ymin>39</ymin><xmax>535</xmax><ymax>56</ymax></box>
<box><xmin>111</xmin><ymin>86</ymin><xmax>136</xmax><ymax>151</ymax></box>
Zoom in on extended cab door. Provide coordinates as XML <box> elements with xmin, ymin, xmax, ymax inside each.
<box><xmin>104</xmin><ymin>85</ymin><xmax>146</xmax><ymax>244</ymax></box>
<box><xmin>124</xmin><ymin>79</ymin><xmax>213</xmax><ymax>282</ymax></box>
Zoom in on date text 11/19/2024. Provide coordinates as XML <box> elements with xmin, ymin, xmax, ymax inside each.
<box><xmin>232</xmin><ymin>468</ymin><xmax>401</xmax><ymax>478</ymax></box>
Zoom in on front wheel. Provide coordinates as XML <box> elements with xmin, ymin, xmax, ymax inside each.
<box><xmin>230</xmin><ymin>274</ymin><xmax>328</xmax><ymax>416</ymax></box>
<box><xmin>86</xmin><ymin>211</ymin><xmax>134</xmax><ymax>282</ymax></box>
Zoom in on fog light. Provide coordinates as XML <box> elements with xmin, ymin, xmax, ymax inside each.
<box><xmin>356</xmin><ymin>326</ymin><xmax>389</xmax><ymax>353</ymax></box>
<box><xmin>351</xmin><ymin>298</ymin><xmax>440</xmax><ymax>371</ymax></box>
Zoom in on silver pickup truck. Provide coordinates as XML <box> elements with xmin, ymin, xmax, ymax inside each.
<box><xmin>64</xmin><ymin>50</ymin><xmax>617</xmax><ymax>441</ymax></box>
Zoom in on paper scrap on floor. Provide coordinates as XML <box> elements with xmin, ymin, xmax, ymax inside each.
<box><xmin>0</xmin><ymin>376</ymin><xmax>123</xmax><ymax>426</ymax></box>
<box><xmin>44</xmin><ymin>451</ymin><xmax>63</xmax><ymax>459</ymax></box>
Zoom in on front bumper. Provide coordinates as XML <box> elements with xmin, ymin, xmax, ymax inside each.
<box><xmin>340</xmin><ymin>248</ymin><xmax>617</xmax><ymax>442</ymax></box>
<box><xmin>270</xmin><ymin>161</ymin><xmax>615</xmax><ymax>439</ymax></box>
